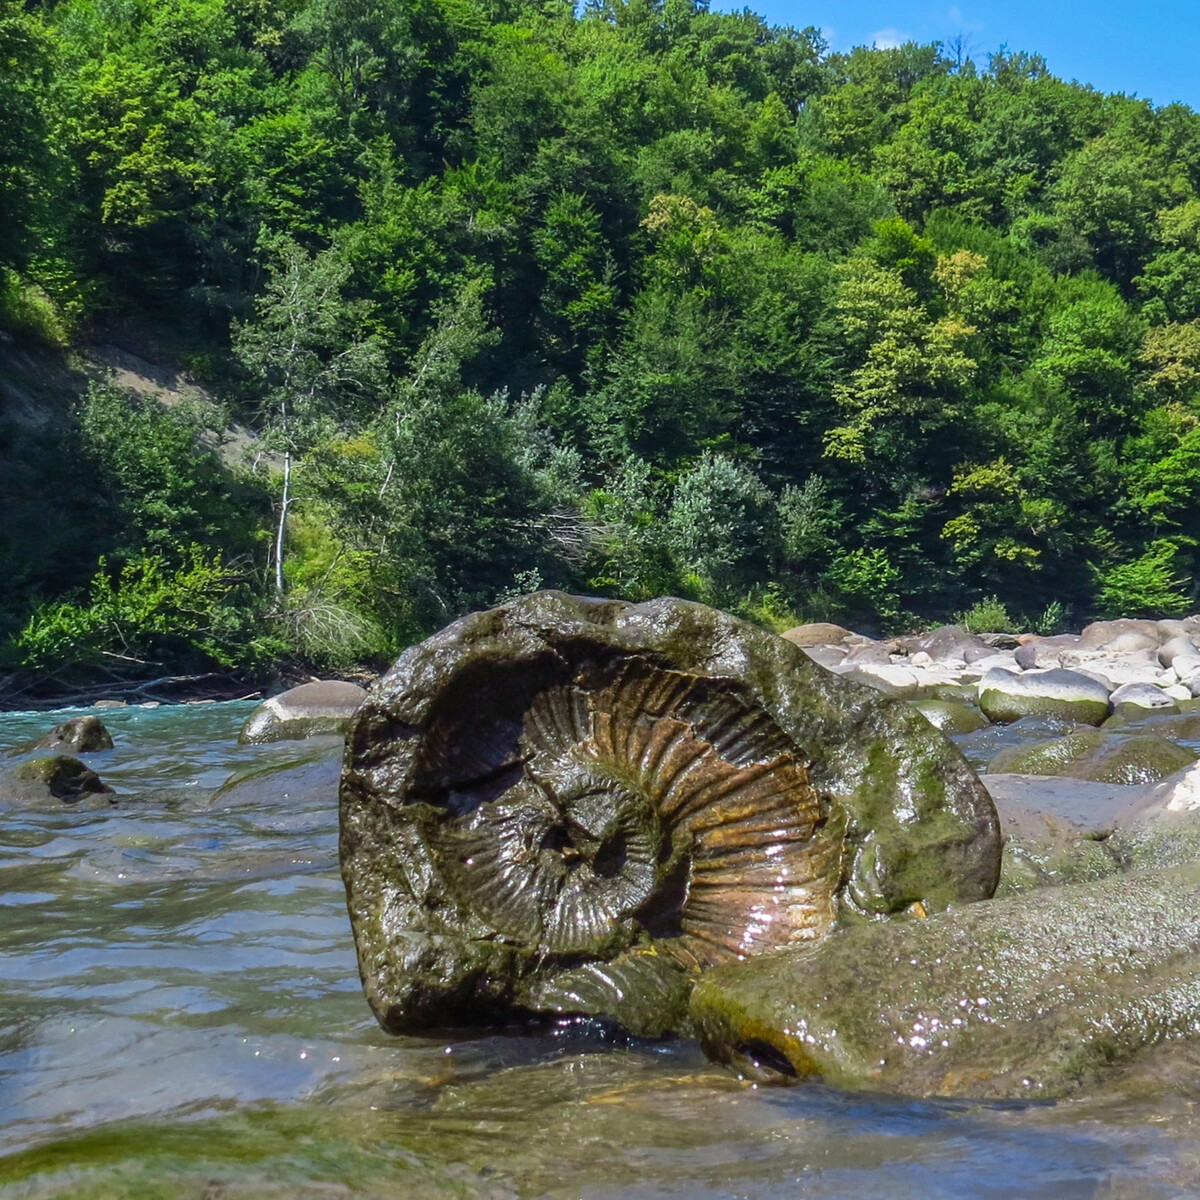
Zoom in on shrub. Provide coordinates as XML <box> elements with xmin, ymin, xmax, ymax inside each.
<box><xmin>17</xmin><ymin>548</ymin><xmax>279</xmax><ymax>676</ymax></box>
<box><xmin>1096</xmin><ymin>541</ymin><xmax>1192</xmax><ymax>618</ymax></box>
<box><xmin>954</xmin><ymin>595</ymin><xmax>1018</xmax><ymax>633</ymax></box>
<box><xmin>826</xmin><ymin>547</ymin><xmax>901</xmax><ymax>621</ymax></box>
<box><xmin>1032</xmin><ymin>600</ymin><xmax>1067</xmax><ymax>635</ymax></box>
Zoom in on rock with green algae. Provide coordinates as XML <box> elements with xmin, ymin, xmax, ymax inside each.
<box><xmin>239</xmin><ymin>680</ymin><xmax>367</xmax><ymax>744</ymax></box>
<box><xmin>5</xmin><ymin>715</ymin><xmax>113</xmax><ymax>756</ymax></box>
<box><xmin>911</xmin><ymin>699</ymin><xmax>989</xmax><ymax>735</ymax></box>
<box><xmin>690</xmin><ymin>862</ymin><xmax>1200</xmax><ymax>1099</ymax></box>
<box><xmin>986</xmin><ymin>729</ymin><xmax>1196</xmax><ymax>786</ymax></box>
<box><xmin>0</xmin><ymin>754</ymin><xmax>113</xmax><ymax>808</ymax></box>
<box><xmin>340</xmin><ymin>592</ymin><xmax>1000</xmax><ymax>1037</ymax></box>
<box><xmin>978</xmin><ymin>667</ymin><xmax>1110</xmax><ymax>726</ymax></box>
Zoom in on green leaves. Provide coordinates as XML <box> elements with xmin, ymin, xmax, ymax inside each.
<box><xmin>16</xmin><ymin>548</ymin><xmax>276</xmax><ymax>674</ymax></box>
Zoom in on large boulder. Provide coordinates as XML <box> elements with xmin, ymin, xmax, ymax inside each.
<box><xmin>779</xmin><ymin>623</ymin><xmax>851</xmax><ymax>648</ymax></box>
<box><xmin>978</xmin><ymin>666</ymin><xmax>1111</xmax><ymax>725</ymax></box>
<box><xmin>690</xmin><ymin>862</ymin><xmax>1200</xmax><ymax>1099</ymax></box>
<box><xmin>0</xmin><ymin>754</ymin><xmax>113</xmax><ymax>808</ymax></box>
<box><xmin>1013</xmin><ymin>634</ymin><xmax>1082</xmax><ymax>671</ymax></box>
<box><xmin>239</xmin><ymin>680</ymin><xmax>366</xmax><ymax>744</ymax></box>
<box><xmin>1079</xmin><ymin>618</ymin><xmax>1164</xmax><ymax>653</ymax></box>
<box><xmin>340</xmin><ymin>592</ymin><xmax>1000</xmax><ymax>1037</ymax></box>
<box><xmin>986</xmin><ymin>729</ymin><xmax>1196</xmax><ymax>786</ymax></box>
<box><xmin>902</xmin><ymin>624</ymin><xmax>990</xmax><ymax>665</ymax></box>
<box><xmin>6</xmin><ymin>716</ymin><xmax>113</xmax><ymax>756</ymax></box>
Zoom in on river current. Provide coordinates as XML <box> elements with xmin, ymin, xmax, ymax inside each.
<box><xmin>3</xmin><ymin>700</ymin><xmax>1200</xmax><ymax>1199</ymax></box>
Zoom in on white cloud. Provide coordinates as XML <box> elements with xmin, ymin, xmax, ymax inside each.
<box><xmin>871</xmin><ymin>27</ymin><xmax>908</xmax><ymax>49</ymax></box>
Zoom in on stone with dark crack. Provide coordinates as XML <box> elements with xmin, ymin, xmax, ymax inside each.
<box><xmin>339</xmin><ymin>592</ymin><xmax>1000</xmax><ymax>1037</ymax></box>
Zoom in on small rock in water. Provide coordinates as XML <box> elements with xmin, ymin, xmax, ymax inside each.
<box><xmin>1109</xmin><ymin>681</ymin><xmax>1178</xmax><ymax>718</ymax></box>
<box><xmin>0</xmin><ymin>754</ymin><xmax>114</xmax><ymax>808</ymax></box>
<box><xmin>92</xmin><ymin>699</ymin><xmax>127</xmax><ymax>708</ymax></box>
<box><xmin>239</xmin><ymin>680</ymin><xmax>367</xmax><ymax>744</ymax></box>
<box><xmin>6</xmin><ymin>715</ymin><xmax>113</xmax><ymax>756</ymax></box>
<box><xmin>985</xmin><ymin>729</ymin><xmax>1196</xmax><ymax>786</ymax></box>
<box><xmin>911</xmin><ymin>699</ymin><xmax>989</xmax><ymax>735</ymax></box>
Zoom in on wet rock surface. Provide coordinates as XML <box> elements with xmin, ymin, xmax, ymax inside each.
<box><xmin>239</xmin><ymin>680</ymin><xmax>366</xmax><ymax>744</ymax></box>
<box><xmin>0</xmin><ymin>753</ymin><xmax>113</xmax><ymax>807</ymax></box>
<box><xmin>340</xmin><ymin>592</ymin><xmax>1000</xmax><ymax>1037</ymax></box>
<box><xmin>4</xmin><ymin>715</ymin><xmax>114</xmax><ymax>755</ymax></box>
<box><xmin>985</xmin><ymin>728</ymin><xmax>1197</xmax><ymax>785</ymax></box>
<box><xmin>210</xmin><ymin>741</ymin><xmax>343</xmax><ymax>809</ymax></box>
<box><xmin>691</xmin><ymin>862</ymin><xmax>1200</xmax><ymax>1100</ymax></box>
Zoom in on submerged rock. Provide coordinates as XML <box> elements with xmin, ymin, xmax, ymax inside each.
<box><xmin>986</xmin><ymin>729</ymin><xmax>1196</xmax><ymax>786</ymax></box>
<box><xmin>690</xmin><ymin>862</ymin><xmax>1200</xmax><ymax>1099</ymax></box>
<box><xmin>211</xmin><ymin>743</ymin><xmax>342</xmax><ymax>808</ymax></box>
<box><xmin>239</xmin><ymin>680</ymin><xmax>366</xmax><ymax>744</ymax></box>
<box><xmin>0</xmin><ymin>754</ymin><xmax>113</xmax><ymax>807</ymax></box>
<box><xmin>340</xmin><ymin>592</ymin><xmax>1000</xmax><ymax>1036</ymax></box>
<box><xmin>6</xmin><ymin>716</ymin><xmax>113</xmax><ymax>756</ymax></box>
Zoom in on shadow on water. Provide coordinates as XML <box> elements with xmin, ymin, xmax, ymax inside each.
<box><xmin>3</xmin><ymin>701</ymin><xmax>1200</xmax><ymax>1199</ymax></box>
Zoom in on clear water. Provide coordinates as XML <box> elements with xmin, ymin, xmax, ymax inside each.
<box><xmin>3</xmin><ymin>701</ymin><xmax>1200</xmax><ymax>1199</ymax></box>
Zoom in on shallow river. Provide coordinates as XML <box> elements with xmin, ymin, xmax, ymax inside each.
<box><xmin>3</xmin><ymin>701</ymin><xmax>1200</xmax><ymax>1199</ymax></box>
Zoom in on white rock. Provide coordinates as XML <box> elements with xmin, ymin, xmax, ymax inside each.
<box><xmin>1173</xmin><ymin>654</ymin><xmax>1200</xmax><ymax>683</ymax></box>
<box><xmin>956</xmin><ymin>652</ymin><xmax>1019</xmax><ymax>681</ymax></box>
<box><xmin>1067</xmin><ymin>654</ymin><xmax>1165</xmax><ymax>690</ymax></box>
<box><xmin>1160</xmin><ymin>763</ymin><xmax>1200</xmax><ymax>813</ymax></box>
<box><xmin>909</xmin><ymin>651</ymin><xmax>933</xmax><ymax>666</ymax></box>
<box><xmin>1164</xmin><ymin>684</ymin><xmax>1193</xmax><ymax>702</ymax></box>
<box><xmin>1158</xmin><ymin>635</ymin><xmax>1200</xmax><ymax>667</ymax></box>
<box><xmin>1109</xmin><ymin>682</ymin><xmax>1177</xmax><ymax>711</ymax></box>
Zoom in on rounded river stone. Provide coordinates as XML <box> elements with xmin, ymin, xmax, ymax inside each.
<box><xmin>986</xmin><ymin>730</ymin><xmax>1197</xmax><ymax>786</ymax></box>
<box><xmin>239</xmin><ymin>680</ymin><xmax>366</xmax><ymax>744</ymax></box>
<box><xmin>978</xmin><ymin>667</ymin><xmax>1110</xmax><ymax>726</ymax></box>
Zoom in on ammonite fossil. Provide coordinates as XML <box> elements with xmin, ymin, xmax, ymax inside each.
<box><xmin>340</xmin><ymin>593</ymin><xmax>1000</xmax><ymax>1036</ymax></box>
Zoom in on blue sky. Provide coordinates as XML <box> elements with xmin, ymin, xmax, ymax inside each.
<box><xmin>732</xmin><ymin>1</ymin><xmax>1200</xmax><ymax>110</ymax></box>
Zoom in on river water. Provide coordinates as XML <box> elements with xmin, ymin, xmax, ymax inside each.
<box><xmin>3</xmin><ymin>701</ymin><xmax>1200</xmax><ymax>1199</ymax></box>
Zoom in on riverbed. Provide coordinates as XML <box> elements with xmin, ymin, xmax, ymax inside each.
<box><xmin>3</xmin><ymin>701</ymin><xmax>1200</xmax><ymax>1199</ymax></box>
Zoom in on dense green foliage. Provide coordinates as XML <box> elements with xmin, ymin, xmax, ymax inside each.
<box><xmin>3</xmin><ymin>0</ymin><xmax>1200</xmax><ymax>678</ymax></box>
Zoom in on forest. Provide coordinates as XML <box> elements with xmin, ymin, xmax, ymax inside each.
<box><xmin>3</xmin><ymin>0</ymin><xmax>1200</xmax><ymax>683</ymax></box>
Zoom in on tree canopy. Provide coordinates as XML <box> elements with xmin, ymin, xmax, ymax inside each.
<box><xmin>3</xmin><ymin>0</ymin><xmax>1200</xmax><ymax>677</ymax></box>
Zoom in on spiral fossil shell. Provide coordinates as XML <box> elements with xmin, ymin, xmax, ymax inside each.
<box><xmin>340</xmin><ymin>593</ymin><xmax>1000</xmax><ymax>1035</ymax></box>
<box><xmin>420</xmin><ymin>658</ymin><xmax>844</xmax><ymax>968</ymax></box>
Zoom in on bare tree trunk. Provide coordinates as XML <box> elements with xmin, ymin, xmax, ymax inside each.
<box><xmin>274</xmin><ymin>451</ymin><xmax>291</xmax><ymax>596</ymax></box>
